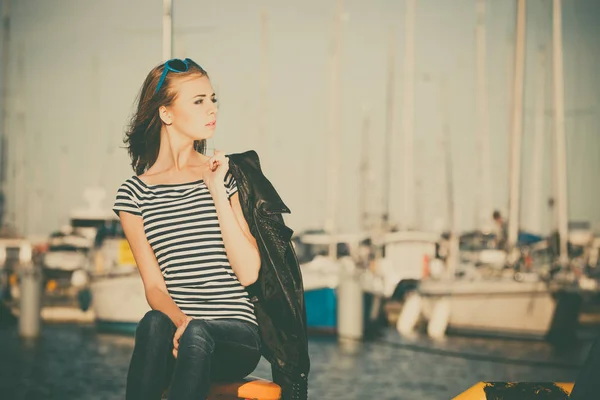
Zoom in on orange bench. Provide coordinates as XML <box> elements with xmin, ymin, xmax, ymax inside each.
<box><xmin>162</xmin><ymin>376</ymin><xmax>281</xmax><ymax>400</ymax></box>
<box><xmin>207</xmin><ymin>376</ymin><xmax>281</xmax><ymax>400</ymax></box>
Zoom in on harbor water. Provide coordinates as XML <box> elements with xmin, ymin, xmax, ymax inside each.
<box><xmin>0</xmin><ymin>322</ymin><xmax>592</xmax><ymax>399</ymax></box>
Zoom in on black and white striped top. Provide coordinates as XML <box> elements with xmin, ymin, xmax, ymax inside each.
<box><xmin>112</xmin><ymin>172</ymin><xmax>257</xmax><ymax>326</ymax></box>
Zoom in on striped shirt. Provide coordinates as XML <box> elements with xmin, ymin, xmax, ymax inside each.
<box><xmin>112</xmin><ymin>172</ymin><xmax>257</xmax><ymax>326</ymax></box>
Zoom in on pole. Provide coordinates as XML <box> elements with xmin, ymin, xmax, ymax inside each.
<box><xmin>552</xmin><ymin>0</ymin><xmax>569</xmax><ymax>265</ymax></box>
<box><xmin>337</xmin><ymin>257</ymin><xmax>364</xmax><ymax>341</ymax></box>
<box><xmin>507</xmin><ymin>0</ymin><xmax>526</xmax><ymax>250</ymax></box>
<box><xmin>162</xmin><ymin>0</ymin><xmax>173</xmax><ymax>60</ymax></box>
<box><xmin>17</xmin><ymin>241</ymin><xmax>41</xmax><ymax>339</ymax></box>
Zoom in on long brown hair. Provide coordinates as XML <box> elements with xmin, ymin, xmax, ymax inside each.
<box><xmin>124</xmin><ymin>59</ymin><xmax>208</xmax><ymax>175</ymax></box>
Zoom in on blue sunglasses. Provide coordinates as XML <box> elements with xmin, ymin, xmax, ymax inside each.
<box><xmin>155</xmin><ymin>58</ymin><xmax>192</xmax><ymax>94</ymax></box>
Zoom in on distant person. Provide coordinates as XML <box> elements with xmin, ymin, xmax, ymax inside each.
<box><xmin>492</xmin><ymin>210</ymin><xmax>508</xmax><ymax>250</ymax></box>
<box><xmin>114</xmin><ymin>58</ymin><xmax>308</xmax><ymax>400</ymax></box>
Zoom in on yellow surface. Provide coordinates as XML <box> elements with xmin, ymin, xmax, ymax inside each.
<box><xmin>453</xmin><ymin>382</ymin><xmax>574</xmax><ymax>399</ymax></box>
<box><xmin>453</xmin><ymin>382</ymin><xmax>487</xmax><ymax>400</ymax></box>
<box><xmin>118</xmin><ymin>239</ymin><xmax>136</xmax><ymax>266</ymax></box>
<box><xmin>557</xmin><ymin>382</ymin><xmax>574</xmax><ymax>392</ymax></box>
<box><xmin>94</xmin><ymin>251</ymin><xmax>104</xmax><ymax>274</ymax></box>
<box><xmin>238</xmin><ymin>379</ymin><xmax>281</xmax><ymax>399</ymax></box>
<box><xmin>207</xmin><ymin>377</ymin><xmax>281</xmax><ymax>400</ymax></box>
<box><xmin>9</xmin><ymin>273</ymin><xmax>17</xmax><ymax>286</ymax></box>
<box><xmin>46</xmin><ymin>279</ymin><xmax>57</xmax><ymax>292</ymax></box>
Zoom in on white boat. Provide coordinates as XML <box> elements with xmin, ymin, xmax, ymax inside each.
<box><xmin>44</xmin><ymin>233</ymin><xmax>91</xmax><ymax>273</ymax></box>
<box><xmin>296</xmin><ymin>230</ymin><xmax>417</xmax><ymax>334</ymax></box>
<box><xmin>88</xmin><ymin>217</ymin><xmax>149</xmax><ymax>334</ymax></box>
<box><xmin>418</xmin><ymin>278</ymin><xmax>559</xmax><ymax>339</ymax></box>
<box><xmin>294</xmin><ymin>232</ymin><xmax>353</xmax><ymax>333</ymax></box>
<box><xmin>393</xmin><ymin>268</ymin><xmax>583</xmax><ymax>342</ymax></box>
<box><xmin>90</xmin><ymin>272</ymin><xmax>149</xmax><ymax>334</ymax></box>
<box><xmin>6</xmin><ymin>188</ymin><xmax>119</xmax><ymax>322</ymax></box>
<box><xmin>43</xmin><ymin>188</ymin><xmax>117</xmax><ymax>290</ymax></box>
<box><xmin>375</xmin><ymin>230</ymin><xmax>441</xmax><ymax>299</ymax></box>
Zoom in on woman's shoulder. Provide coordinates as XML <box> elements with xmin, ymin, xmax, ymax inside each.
<box><xmin>113</xmin><ymin>176</ymin><xmax>143</xmax><ymax>216</ymax></box>
<box><xmin>116</xmin><ymin>176</ymin><xmax>144</xmax><ymax>195</ymax></box>
<box><xmin>118</xmin><ymin>175</ymin><xmax>141</xmax><ymax>187</ymax></box>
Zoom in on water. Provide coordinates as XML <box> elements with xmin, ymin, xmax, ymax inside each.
<box><xmin>0</xmin><ymin>323</ymin><xmax>592</xmax><ymax>399</ymax></box>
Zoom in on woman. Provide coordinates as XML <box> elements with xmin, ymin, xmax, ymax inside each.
<box><xmin>113</xmin><ymin>58</ymin><xmax>286</xmax><ymax>399</ymax></box>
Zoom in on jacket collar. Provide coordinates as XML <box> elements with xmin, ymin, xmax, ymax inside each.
<box><xmin>227</xmin><ymin>150</ymin><xmax>290</xmax><ymax>215</ymax></box>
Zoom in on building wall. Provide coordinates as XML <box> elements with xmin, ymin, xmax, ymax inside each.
<box><xmin>2</xmin><ymin>0</ymin><xmax>599</xmax><ymax>237</ymax></box>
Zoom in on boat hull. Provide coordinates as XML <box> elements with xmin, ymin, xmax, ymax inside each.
<box><xmin>90</xmin><ymin>273</ymin><xmax>149</xmax><ymax>334</ymax></box>
<box><xmin>305</xmin><ymin>287</ymin><xmax>337</xmax><ymax>333</ymax></box>
<box><xmin>419</xmin><ymin>280</ymin><xmax>581</xmax><ymax>340</ymax></box>
<box><xmin>304</xmin><ymin>287</ymin><xmax>378</xmax><ymax>334</ymax></box>
<box><xmin>91</xmin><ymin>273</ymin><xmax>377</xmax><ymax>336</ymax></box>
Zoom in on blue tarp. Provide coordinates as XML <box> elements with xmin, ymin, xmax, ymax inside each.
<box><xmin>517</xmin><ymin>231</ymin><xmax>545</xmax><ymax>246</ymax></box>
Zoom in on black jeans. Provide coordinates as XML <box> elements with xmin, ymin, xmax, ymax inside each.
<box><xmin>126</xmin><ymin>310</ymin><xmax>261</xmax><ymax>400</ymax></box>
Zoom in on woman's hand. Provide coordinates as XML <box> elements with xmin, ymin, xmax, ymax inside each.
<box><xmin>172</xmin><ymin>315</ymin><xmax>193</xmax><ymax>359</ymax></box>
<box><xmin>204</xmin><ymin>150</ymin><xmax>229</xmax><ymax>194</ymax></box>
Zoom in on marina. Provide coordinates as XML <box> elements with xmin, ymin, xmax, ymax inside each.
<box><xmin>1</xmin><ymin>0</ymin><xmax>600</xmax><ymax>398</ymax></box>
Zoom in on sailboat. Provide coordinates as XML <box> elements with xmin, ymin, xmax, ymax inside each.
<box><xmin>402</xmin><ymin>0</ymin><xmax>583</xmax><ymax>342</ymax></box>
<box><xmin>298</xmin><ymin>0</ymin><xmax>439</xmax><ymax>334</ymax></box>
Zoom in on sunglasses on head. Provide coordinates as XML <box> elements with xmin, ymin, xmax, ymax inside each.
<box><xmin>155</xmin><ymin>58</ymin><xmax>192</xmax><ymax>94</ymax></box>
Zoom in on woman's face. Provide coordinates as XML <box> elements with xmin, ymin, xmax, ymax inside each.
<box><xmin>166</xmin><ymin>74</ymin><xmax>218</xmax><ymax>141</ymax></box>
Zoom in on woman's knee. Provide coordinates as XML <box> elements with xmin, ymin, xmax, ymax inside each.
<box><xmin>180</xmin><ymin>319</ymin><xmax>215</xmax><ymax>353</ymax></box>
<box><xmin>136</xmin><ymin>310</ymin><xmax>174</xmax><ymax>338</ymax></box>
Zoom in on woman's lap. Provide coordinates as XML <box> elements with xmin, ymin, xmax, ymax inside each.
<box><xmin>133</xmin><ymin>311</ymin><xmax>261</xmax><ymax>382</ymax></box>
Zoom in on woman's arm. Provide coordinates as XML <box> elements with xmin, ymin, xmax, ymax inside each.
<box><xmin>210</xmin><ymin>186</ymin><xmax>261</xmax><ymax>286</ymax></box>
<box><xmin>119</xmin><ymin>211</ymin><xmax>190</xmax><ymax>327</ymax></box>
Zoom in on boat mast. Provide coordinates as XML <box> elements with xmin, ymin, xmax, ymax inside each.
<box><xmin>382</xmin><ymin>29</ymin><xmax>396</xmax><ymax>231</ymax></box>
<box><xmin>507</xmin><ymin>0</ymin><xmax>527</xmax><ymax>251</ymax></box>
<box><xmin>359</xmin><ymin>106</ymin><xmax>371</xmax><ymax>232</ymax></box>
<box><xmin>401</xmin><ymin>0</ymin><xmax>416</xmax><ymax>230</ymax></box>
<box><xmin>552</xmin><ymin>0</ymin><xmax>569</xmax><ymax>265</ymax></box>
<box><xmin>324</xmin><ymin>0</ymin><xmax>343</xmax><ymax>258</ymax></box>
<box><xmin>440</xmin><ymin>79</ymin><xmax>459</xmax><ymax>277</ymax></box>
<box><xmin>529</xmin><ymin>47</ymin><xmax>547</xmax><ymax>235</ymax></box>
<box><xmin>0</xmin><ymin>0</ymin><xmax>11</xmax><ymax>228</ymax></box>
<box><xmin>258</xmin><ymin>9</ymin><xmax>269</xmax><ymax>155</ymax></box>
<box><xmin>475</xmin><ymin>0</ymin><xmax>493</xmax><ymax>231</ymax></box>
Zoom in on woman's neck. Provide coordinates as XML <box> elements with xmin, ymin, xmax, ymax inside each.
<box><xmin>151</xmin><ymin>128</ymin><xmax>207</xmax><ymax>173</ymax></box>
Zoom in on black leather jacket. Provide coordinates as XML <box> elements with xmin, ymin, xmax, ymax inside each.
<box><xmin>227</xmin><ymin>151</ymin><xmax>310</xmax><ymax>399</ymax></box>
